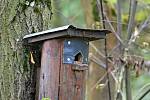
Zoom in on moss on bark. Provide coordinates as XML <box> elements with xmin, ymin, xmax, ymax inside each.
<box><xmin>0</xmin><ymin>0</ymin><xmax>52</xmax><ymax>100</ymax></box>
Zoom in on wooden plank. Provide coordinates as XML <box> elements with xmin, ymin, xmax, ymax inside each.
<box><xmin>59</xmin><ymin>64</ymin><xmax>87</xmax><ymax>100</ymax></box>
<box><xmin>59</xmin><ymin>41</ymin><xmax>87</xmax><ymax>100</ymax></box>
<box><xmin>38</xmin><ymin>39</ymin><xmax>62</xmax><ymax>100</ymax></box>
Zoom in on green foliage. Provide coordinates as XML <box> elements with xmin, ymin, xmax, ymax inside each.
<box><xmin>139</xmin><ymin>0</ymin><xmax>150</xmax><ymax>3</ymax></box>
<box><xmin>58</xmin><ymin>0</ymin><xmax>85</xmax><ymax>27</ymax></box>
<box><xmin>91</xmin><ymin>0</ymin><xmax>100</xmax><ymax>21</ymax></box>
<box><xmin>33</xmin><ymin>6</ymin><xmax>41</xmax><ymax>13</ymax></box>
<box><xmin>105</xmin><ymin>0</ymin><xmax>116</xmax><ymax>4</ymax></box>
<box><xmin>45</xmin><ymin>0</ymin><xmax>52</xmax><ymax>10</ymax></box>
<box><xmin>135</xmin><ymin>11</ymin><xmax>147</xmax><ymax>21</ymax></box>
<box><xmin>42</xmin><ymin>97</ymin><xmax>51</xmax><ymax>100</ymax></box>
<box><xmin>21</xmin><ymin>3</ymin><xmax>28</xmax><ymax>12</ymax></box>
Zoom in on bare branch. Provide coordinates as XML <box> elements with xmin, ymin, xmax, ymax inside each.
<box><xmin>90</xmin><ymin>43</ymin><xmax>113</xmax><ymax>64</ymax></box>
<box><xmin>117</xmin><ymin>0</ymin><xmax>122</xmax><ymax>47</ymax></box>
<box><xmin>126</xmin><ymin>1</ymin><xmax>138</xmax><ymax>100</ymax></box>
<box><xmin>138</xmin><ymin>16</ymin><xmax>150</xmax><ymax>33</ymax></box>
<box><xmin>100</xmin><ymin>19</ymin><xmax>127</xmax><ymax>25</ymax></box>
<box><xmin>105</xmin><ymin>15</ymin><xmax>125</xmax><ymax>47</ymax></box>
<box><xmin>96</xmin><ymin>0</ymin><xmax>106</xmax><ymax>29</ymax></box>
<box><xmin>134</xmin><ymin>83</ymin><xmax>150</xmax><ymax>100</ymax></box>
<box><xmin>89</xmin><ymin>54</ymin><xmax>106</xmax><ymax>68</ymax></box>
<box><xmin>127</xmin><ymin>0</ymin><xmax>138</xmax><ymax>40</ymax></box>
<box><xmin>128</xmin><ymin>16</ymin><xmax>150</xmax><ymax>45</ymax></box>
<box><xmin>97</xmin><ymin>0</ymin><xmax>125</xmax><ymax>47</ymax></box>
<box><xmin>90</xmin><ymin>72</ymin><xmax>107</xmax><ymax>92</ymax></box>
<box><xmin>108</xmin><ymin>44</ymin><xmax>120</xmax><ymax>56</ymax></box>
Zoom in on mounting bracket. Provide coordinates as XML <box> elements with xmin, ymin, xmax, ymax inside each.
<box><xmin>63</xmin><ymin>39</ymin><xmax>89</xmax><ymax>64</ymax></box>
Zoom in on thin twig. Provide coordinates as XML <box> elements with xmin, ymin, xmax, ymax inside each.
<box><xmin>100</xmin><ymin>19</ymin><xmax>127</xmax><ymax>25</ymax></box>
<box><xmin>105</xmin><ymin>16</ymin><xmax>125</xmax><ymax>47</ymax></box>
<box><xmin>125</xmin><ymin>0</ymin><xmax>138</xmax><ymax>100</ymax></box>
<box><xmin>96</xmin><ymin>0</ymin><xmax>105</xmax><ymax>29</ymax></box>
<box><xmin>127</xmin><ymin>0</ymin><xmax>138</xmax><ymax>40</ymax></box>
<box><xmin>105</xmin><ymin>38</ymin><xmax>112</xmax><ymax>100</ymax></box>
<box><xmin>97</xmin><ymin>0</ymin><xmax>125</xmax><ymax>47</ymax></box>
<box><xmin>134</xmin><ymin>83</ymin><xmax>150</xmax><ymax>100</ymax></box>
<box><xmin>125</xmin><ymin>65</ymin><xmax>132</xmax><ymax>100</ymax></box>
<box><xmin>108</xmin><ymin>44</ymin><xmax>120</xmax><ymax>56</ymax></box>
<box><xmin>113</xmin><ymin>0</ymin><xmax>123</xmax><ymax>94</ymax></box>
<box><xmin>90</xmin><ymin>72</ymin><xmax>108</xmax><ymax>92</ymax></box>
<box><xmin>89</xmin><ymin>54</ymin><xmax>106</xmax><ymax>68</ymax></box>
<box><xmin>128</xmin><ymin>16</ymin><xmax>150</xmax><ymax>45</ymax></box>
<box><xmin>97</xmin><ymin>0</ymin><xmax>111</xmax><ymax>99</ymax></box>
<box><xmin>138</xmin><ymin>16</ymin><xmax>150</xmax><ymax>33</ymax></box>
<box><xmin>138</xmin><ymin>89</ymin><xmax>150</xmax><ymax>100</ymax></box>
<box><xmin>117</xmin><ymin>0</ymin><xmax>122</xmax><ymax>53</ymax></box>
<box><xmin>90</xmin><ymin>43</ymin><xmax>113</xmax><ymax>64</ymax></box>
<box><xmin>99</xmin><ymin>0</ymin><xmax>105</xmax><ymax>29</ymax></box>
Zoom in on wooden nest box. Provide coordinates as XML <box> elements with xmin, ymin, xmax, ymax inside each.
<box><xmin>23</xmin><ymin>25</ymin><xmax>111</xmax><ymax>100</ymax></box>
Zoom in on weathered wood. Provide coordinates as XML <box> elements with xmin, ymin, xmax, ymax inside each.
<box><xmin>38</xmin><ymin>39</ymin><xmax>88</xmax><ymax>100</ymax></box>
<box><xmin>38</xmin><ymin>39</ymin><xmax>61</xmax><ymax>100</ymax></box>
<box><xmin>23</xmin><ymin>25</ymin><xmax>110</xmax><ymax>43</ymax></box>
<box><xmin>59</xmin><ymin>63</ymin><xmax>86</xmax><ymax>100</ymax></box>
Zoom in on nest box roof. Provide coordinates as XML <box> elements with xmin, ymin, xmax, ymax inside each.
<box><xmin>23</xmin><ymin>25</ymin><xmax>111</xmax><ymax>43</ymax></box>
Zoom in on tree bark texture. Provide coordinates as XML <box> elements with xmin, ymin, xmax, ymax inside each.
<box><xmin>0</xmin><ymin>0</ymin><xmax>52</xmax><ymax>100</ymax></box>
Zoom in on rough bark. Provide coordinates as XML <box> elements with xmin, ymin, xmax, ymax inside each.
<box><xmin>0</xmin><ymin>0</ymin><xmax>52</xmax><ymax>100</ymax></box>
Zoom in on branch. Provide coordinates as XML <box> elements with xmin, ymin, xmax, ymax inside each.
<box><xmin>108</xmin><ymin>44</ymin><xmax>120</xmax><ymax>56</ymax></box>
<box><xmin>138</xmin><ymin>89</ymin><xmax>150</xmax><ymax>100</ymax></box>
<box><xmin>134</xmin><ymin>83</ymin><xmax>150</xmax><ymax>100</ymax></box>
<box><xmin>96</xmin><ymin>1</ymin><xmax>111</xmax><ymax>99</ymax></box>
<box><xmin>97</xmin><ymin>0</ymin><xmax>125</xmax><ymax>47</ymax></box>
<box><xmin>89</xmin><ymin>54</ymin><xmax>106</xmax><ymax>68</ymax></box>
<box><xmin>96</xmin><ymin>0</ymin><xmax>105</xmax><ymax>29</ymax></box>
<box><xmin>90</xmin><ymin>72</ymin><xmax>107</xmax><ymax>92</ymax></box>
<box><xmin>105</xmin><ymin>15</ymin><xmax>125</xmax><ymax>47</ymax></box>
<box><xmin>90</xmin><ymin>43</ymin><xmax>113</xmax><ymax>64</ymax></box>
<box><xmin>125</xmin><ymin>1</ymin><xmax>138</xmax><ymax>100</ymax></box>
<box><xmin>127</xmin><ymin>0</ymin><xmax>138</xmax><ymax>40</ymax></box>
<box><xmin>100</xmin><ymin>19</ymin><xmax>127</xmax><ymax>25</ymax></box>
<box><xmin>138</xmin><ymin>16</ymin><xmax>150</xmax><ymax>33</ymax></box>
<box><xmin>117</xmin><ymin>0</ymin><xmax>122</xmax><ymax>47</ymax></box>
<box><xmin>128</xmin><ymin>16</ymin><xmax>150</xmax><ymax>45</ymax></box>
<box><xmin>125</xmin><ymin>65</ymin><xmax>132</xmax><ymax>100</ymax></box>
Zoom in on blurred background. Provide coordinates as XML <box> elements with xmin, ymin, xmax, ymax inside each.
<box><xmin>51</xmin><ymin>0</ymin><xmax>150</xmax><ymax>100</ymax></box>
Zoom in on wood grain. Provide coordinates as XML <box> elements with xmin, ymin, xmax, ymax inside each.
<box><xmin>38</xmin><ymin>39</ymin><xmax>87</xmax><ymax>100</ymax></box>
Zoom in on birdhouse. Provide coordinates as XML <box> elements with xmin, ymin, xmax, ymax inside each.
<box><xmin>23</xmin><ymin>25</ymin><xmax>110</xmax><ymax>100</ymax></box>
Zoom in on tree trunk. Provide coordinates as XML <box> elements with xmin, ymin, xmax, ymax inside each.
<box><xmin>0</xmin><ymin>0</ymin><xmax>52</xmax><ymax>100</ymax></box>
